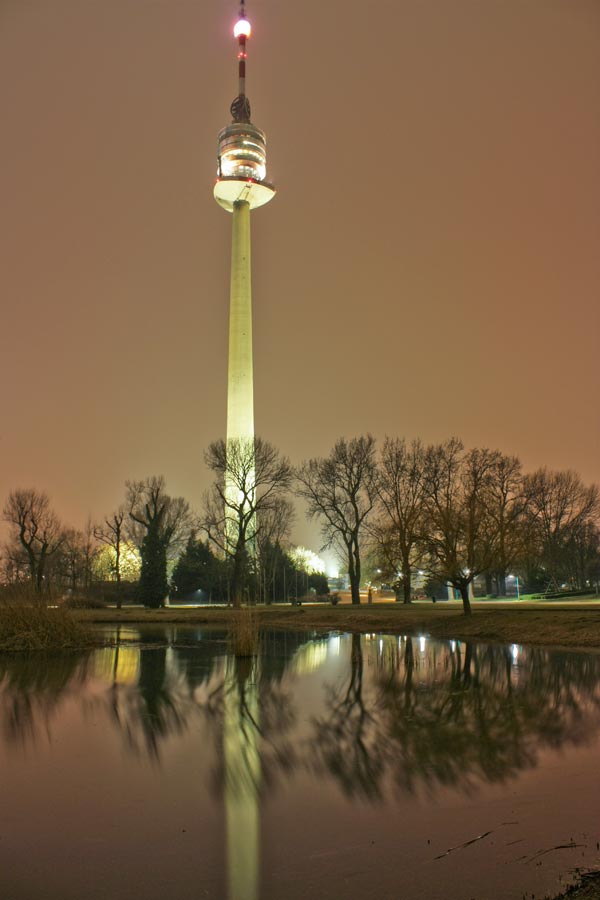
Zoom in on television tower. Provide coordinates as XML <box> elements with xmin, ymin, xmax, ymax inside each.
<box><xmin>214</xmin><ymin>1</ymin><xmax>275</xmax><ymax>452</ymax></box>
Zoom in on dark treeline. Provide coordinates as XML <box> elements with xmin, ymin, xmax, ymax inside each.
<box><xmin>1</xmin><ymin>435</ymin><xmax>599</xmax><ymax>615</ymax></box>
<box><xmin>368</xmin><ymin>437</ymin><xmax>600</xmax><ymax>613</ymax></box>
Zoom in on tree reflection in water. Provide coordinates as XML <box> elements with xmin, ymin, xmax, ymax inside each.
<box><xmin>309</xmin><ymin>633</ymin><xmax>384</xmax><ymax>798</ymax></box>
<box><xmin>106</xmin><ymin>646</ymin><xmax>192</xmax><ymax>759</ymax></box>
<box><xmin>2</xmin><ymin>631</ymin><xmax>600</xmax><ymax>900</ymax></box>
<box><xmin>0</xmin><ymin>651</ymin><xmax>87</xmax><ymax>746</ymax></box>
<box><xmin>311</xmin><ymin>636</ymin><xmax>600</xmax><ymax>799</ymax></box>
<box><xmin>1</xmin><ymin>631</ymin><xmax>600</xmax><ymax>802</ymax></box>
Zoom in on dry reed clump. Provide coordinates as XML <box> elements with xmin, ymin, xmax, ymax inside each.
<box><xmin>0</xmin><ymin>589</ymin><xmax>94</xmax><ymax>652</ymax></box>
<box><xmin>228</xmin><ymin>607</ymin><xmax>260</xmax><ymax>657</ymax></box>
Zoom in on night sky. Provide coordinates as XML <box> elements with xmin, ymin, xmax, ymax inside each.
<box><xmin>1</xmin><ymin>0</ymin><xmax>598</xmax><ymax>550</ymax></box>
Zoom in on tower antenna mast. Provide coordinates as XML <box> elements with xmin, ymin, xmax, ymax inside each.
<box><xmin>238</xmin><ymin>0</ymin><xmax>247</xmax><ymax>100</ymax></box>
<box><xmin>215</xmin><ymin>0</ymin><xmax>274</xmax><ymax>204</ymax></box>
<box><xmin>231</xmin><ymin>0</ymin><xmax>252</xmax><ymax>123</ymax></box>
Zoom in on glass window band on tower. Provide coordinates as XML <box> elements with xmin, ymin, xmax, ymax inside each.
<box><xmin>217</xmin><ymin>122</ymin><xmax>268</xmax><ymax>182</ymax></box>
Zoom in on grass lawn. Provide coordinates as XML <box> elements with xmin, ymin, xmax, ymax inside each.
<box><xmin>73</xmin><ymin>598</ymin><xmax>600</xmax><ymax>650</ymax></box>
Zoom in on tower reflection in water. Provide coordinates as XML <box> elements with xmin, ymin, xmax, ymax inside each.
<box><xmin>223</xmin><ymin>656</ymin><xmax>260</xmax><ymax>900</ymax></box>
<box><xmin>90</xmin><ymin>630</ymin><xmax>332</xmax><ymax>900</ymax></box>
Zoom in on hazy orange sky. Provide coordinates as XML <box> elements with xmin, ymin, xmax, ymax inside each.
<box><xmin>0</xmin><ymin>0</ymin><xmax>598</xmax><ymax>551</ymax></box>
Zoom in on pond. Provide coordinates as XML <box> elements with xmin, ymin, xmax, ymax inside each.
<box><xmin>0</xmin><ymin>629</ymin><xmax>599</xmax><ymax>900</ymax></box>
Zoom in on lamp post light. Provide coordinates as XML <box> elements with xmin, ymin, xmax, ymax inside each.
<box><xmin>509</xmin><ymin>574</ymin><xmax>520</xmax><ymax>600</ymax></box>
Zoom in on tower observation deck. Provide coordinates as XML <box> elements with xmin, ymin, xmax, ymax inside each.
<box><xmin>214</xmin><ymin>4</ymin><xmax>275</xmax><ymax>214</ymax></box>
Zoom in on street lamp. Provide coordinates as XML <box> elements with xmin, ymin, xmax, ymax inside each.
<box><xmin>509</xmin><ymin>574</ymin><xmax>520</xmax><ymax>600</ymax></box>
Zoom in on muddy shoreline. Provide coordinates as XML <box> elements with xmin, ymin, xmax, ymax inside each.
<box><xmin>550</xmin><ymin>871</ymin><xmax>600</xmax><ymax>899</ymax></box>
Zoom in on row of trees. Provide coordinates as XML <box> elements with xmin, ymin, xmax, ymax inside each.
<box><xmin>203</xmin><ymin>434</ymin><xmax>599</xmax><ymax>614</ymax></box>
<box><xmin>0</xmin><ymin>467</ymin><xmax>327</xmax><ymax>608</ymax></box>
<box><xmin>299</xmin><ymin>435</ymin><xmax>599</xmax><ymax>613</ymax></box>
<box><xmin>1</xmin><ymin>479</ymin><xmax>193</xmax><ymax>607</ymax></box>
<box><xmin>2</xmin><ymin>435</ymin><xmax>599</xmax><ymax>615</ymax></box>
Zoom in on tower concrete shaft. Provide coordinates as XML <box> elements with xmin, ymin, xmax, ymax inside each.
<box><xmin>224</xmin><ymin>199</ymin><xmax>256</xmax><ymax>555</ymax></box>
<box><xmin>226</xmin><ymin>199</ymin><xmax>254</xmax><ymax>444</ymax></box>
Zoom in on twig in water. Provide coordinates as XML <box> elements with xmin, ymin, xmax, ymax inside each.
<box><xmin>434</xmin><ymin>831</ymin><xmax>493</xmax><ymax>860</ymax></box>
<box><xmin>524</xmin><ymin>842</ymin><xmax>586</xmax><ymax>864</ymax></box>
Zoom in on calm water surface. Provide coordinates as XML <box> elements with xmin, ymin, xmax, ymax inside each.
<box><xmin>1</xmin><ymin>629</ymin><xmax>599</xmax><ymax>900</ymax></box>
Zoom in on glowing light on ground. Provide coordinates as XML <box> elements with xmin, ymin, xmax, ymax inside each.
<box><xmin>289</xmin><ymin>546</ymin><xmax>327</xmax><ymax>574</ymax></box>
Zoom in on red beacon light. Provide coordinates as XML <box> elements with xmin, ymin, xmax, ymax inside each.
<box><xmin>234</xmin><ymin>18</ymin><xmax>251</xmax><ymax>39</ymax></box>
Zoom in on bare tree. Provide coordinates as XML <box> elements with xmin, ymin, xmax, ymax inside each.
<box><xmin>565</xmin><ymin>520</ymin><xmax>600</xmax><ymax>590</ymax></box>
<box><xmin>366</xmin><ymin>522</ymin><xmax>407</xmax><ymax>603</ymax></box>
<box><xmin>255</xmin><ymin>498</ymin><xmax>295</xmax><ymax>604</ymax></box>
<box><xmin>126</xmin><ymin>477</ymin><xmax>193</xmax><ymax>608</ymax></box>
<box><xmin>57</xmin><ymin>525</ymin><xmax>97</xmax><ymax>594</ymax></box>
<box><xmin>2</xmin><ymin>489</ymin><xmax>65</xmax><ymax>591</ymax></box>
<box><xmin>374</xmin><ymin>437</ymin><xmax>428</xmax><ymax>603</ymax></box>
<box><xmin>422</xmin><ymin>441</ymin><xmax>499</xmax><ymax>615</ymax></box>
<box><xmin>523</xmin><ymin>469</ymin><xmax>600</xmax><ymax>589</ymax></box>
<box><xmin>311</xmin><ymin>634</ymin><xmax>382</xmax><ymax>797</ymax></box>
<box><xmin>1</xmin><ymin>541</ymin><xmax>29</xmax><ymax>585</ymax></box>
<box><xmin>257</xmin><ymin>497</ymin><xmax>295</xmax><ymax>549</ymax></box>
<box><xmin>95</xmin><ymin>508</ymin><xmax>127</xmax><ymax>608</ymax></box>
<box><xmin>296</xmin><ymin>435</ymin><xmax>378</xmax><ymax>605</ymax></box>
<box><xmin>486</xmin><ymin>454</ymin><xmax>527</xmax><ymax>595</ymax></box>
<box><xmin>203</xmin><ymin>438</ymin><xmax>294</xmax><ymax>607</ymax></box>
